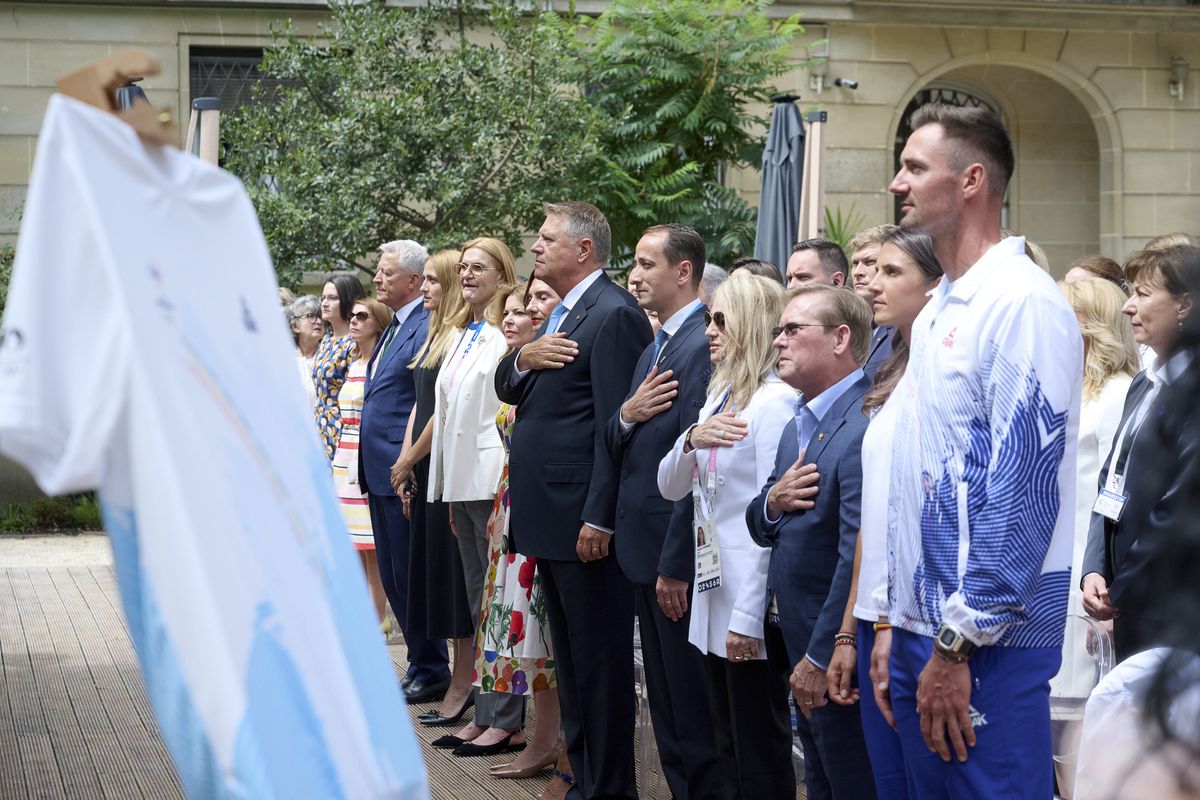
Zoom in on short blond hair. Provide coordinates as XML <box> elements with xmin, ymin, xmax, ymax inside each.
<box><xmin>848</xmin><ymin>224</ymin><xmax>899</xmax><ymax>252</ymax></box>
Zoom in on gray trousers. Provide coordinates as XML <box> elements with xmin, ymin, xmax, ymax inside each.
<box><xmin>451</xmin><ymin>499</ymin><xmax>526</xmax><ymax>729</ymax></box>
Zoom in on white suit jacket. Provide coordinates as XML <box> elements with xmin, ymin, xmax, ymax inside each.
<box><xmin>657</xmin><ymin>376</ymin><xmax>796</xmax><ymax>658</ymax></box>
<box><xmin>428</xmin><ymin>322</ymin><xmax>507</xmax><ymax>503</ymax></box>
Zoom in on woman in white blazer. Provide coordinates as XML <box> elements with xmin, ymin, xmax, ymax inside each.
<box><xmin>428</xmin><ymin>237</ymin><xmax>526</xmax><ymax>757</ymax></box>
<box><xmin>657</xmin><ymin>271</ymin><xmax>797</xmax><ymax>799</ymax></box>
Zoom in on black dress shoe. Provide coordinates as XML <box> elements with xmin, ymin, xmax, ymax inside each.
<box><xmin>431</xmin><ymin>734</ymin><xmax>468</xmax><ymax>749</ymax></box>
<box><xmin>401</xmin><ymin>674</ymin><xmax>416</xmax><ymax>691</ymax></box>
<box><xmin>418</xmin><ymin>695</ymin><xmax>475</xmax><ymax>726</ymax></box>
<box><xmin>404</xmin><ymin>677</ymin><xmax>451</xmax><ymax>705</ymax></box>
<box><xmin>451</xmin><ymin>732</ymin><xmax>527</xmax><ymax>758</ymax></box>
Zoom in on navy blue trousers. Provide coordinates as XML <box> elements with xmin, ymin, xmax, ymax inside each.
<box><xmin>856</xmin><ymin>622</ymin><xmax>909</xmax><ymax>799</ymax></box>
<box><xmin>889</xmin><ymin>628</ymin><xmax>1060</xmax><ymax>800</ymax></box>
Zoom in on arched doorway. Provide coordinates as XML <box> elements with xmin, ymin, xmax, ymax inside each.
<box><xmin>894</xmin><ymin>65</ymin><xmax>1102</xmax><ymax>276</ymax></box>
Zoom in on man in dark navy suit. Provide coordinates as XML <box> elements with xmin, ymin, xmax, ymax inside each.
<box><xmin>496</xmin><ymin>202</ymin><xmax>651</xmax><ymax>799</ymax></box>
<box><xmin>360</xmin><ymin>239</ymin><xmax>449</xmax><ymax>703</ymax></box>
<box><xmin>606</xmin><ymin>224</ymin><xmax>725</xmax><ymax>799</ymax></box>
<box><xmin>747</xmin><ymin>284</ymin><xmax>877</xmax><ymax>800</ymax></box>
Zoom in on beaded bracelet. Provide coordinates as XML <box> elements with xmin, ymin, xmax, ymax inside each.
<box><xmin>833</xmin><ymin>639</ymin><xmax>857</xmax><ymax>648</ymax></box>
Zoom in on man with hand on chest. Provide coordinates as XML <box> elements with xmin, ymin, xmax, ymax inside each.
<box><xmin>607</xmin><ymin>223</ymin><xmax>727</xmax><ymax>799</ymax></box>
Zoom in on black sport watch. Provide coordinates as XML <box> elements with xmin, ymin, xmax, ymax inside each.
<box><xmin>934</xmin><ymin>624</ymin><xmax>977</xmax><ymax>662</ymax></box>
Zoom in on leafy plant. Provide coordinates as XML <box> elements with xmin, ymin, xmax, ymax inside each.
<box><xmin>823</xmin><ymin>203</ymin><xmax>865</xmax><ymax>253</ymax></box>
<box><xmin>0</xmin><ymin>493</ymin><xmax>103</xmax><ymax>534</ymax></box>
<box><xmin>581</xmin><ymin>0</ymin><xmax>805</xmax><ymax>265</ymax></box>
<box><xmin>224</xmin><ymin>0</ymin><xmax>604</xmax><ymax>284</ymax></box>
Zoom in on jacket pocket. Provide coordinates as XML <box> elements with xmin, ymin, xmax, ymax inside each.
<box><xmin>543</xmin><ymin>462</ymin><xmax>592</xmax><ymax>484</ymax></box>
<box><xmin>477</xmin><ymin>431</ymin><xmax>501</xmax><ymax>449</ymax></box>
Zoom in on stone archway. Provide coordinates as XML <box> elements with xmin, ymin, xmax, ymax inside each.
<box><xmin>890</xmin><ymin>55</ymin><xmax>1122</xmax><ymax>274</ymax></box>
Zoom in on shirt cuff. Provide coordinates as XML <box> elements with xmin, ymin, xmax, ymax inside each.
<box><xmin>805</xmin><ymin>654</ymin><xmax>827</xmax><ymax>671</ymax></box>
<box><xmin>763</xmin><ymin>496</ymin><xmax>782</xmax><ymax>525</ymax></box>
<box><xmin>585</xmin><ymin>522</ymin><xmax>614</xmax><ymax>535</ymax></box>
<box><xmin>513</xmin><ymin>344</ymin><xmax>531</xmax><ymax>378</ymax></box>
<box><xmin>619</xmin><ymin>415</ymin><xmax>634</xmax><ymax>433</ymax></box>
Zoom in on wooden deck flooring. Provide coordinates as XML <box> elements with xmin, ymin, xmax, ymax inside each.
<box><xmin>0</xmin><ymin>566</ymin><xmax>678</xmax><ymax>799</ymax></box>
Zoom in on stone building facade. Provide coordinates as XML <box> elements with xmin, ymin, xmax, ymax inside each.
<box><xmin>1</xmin><ymin>0</ymin><xmax>1199</xmax><ymax>275</ymax></box>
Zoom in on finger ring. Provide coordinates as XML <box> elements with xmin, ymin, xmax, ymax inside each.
<box><xmin>717</xmin><ymin>429</ymin><xmax>725</xmax><ymax>440</ymax></box>
<box><xmin>803</xmin><ymin>699</ymin><xmax>813</xmax><ymax>705</ymax></box>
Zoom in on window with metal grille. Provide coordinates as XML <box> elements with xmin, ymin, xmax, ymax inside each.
<box><xmin>188</xmin><ymin>46</ymin><xmax>291</xmax><ymax>112</ymax></box>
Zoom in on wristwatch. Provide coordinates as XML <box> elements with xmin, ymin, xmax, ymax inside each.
<box><xmin>683</xmin><ymin>424</ymin><xmax>698</xmax><ymax>453</ymax></box>
<box><xmin>934</xmin><ymin>624</ymin><xmax>977</xmax><ymax>662</ymax></box>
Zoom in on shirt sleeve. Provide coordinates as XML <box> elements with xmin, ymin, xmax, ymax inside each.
<box><xmin>0</xmin><ymin>128</ymin><xmax>129</xmax><ymax>494</ymax></box>
<box><xmin>941</xmin><ymin>293</ymin><xmax>1082</xmax><ymax>645</ymax></box>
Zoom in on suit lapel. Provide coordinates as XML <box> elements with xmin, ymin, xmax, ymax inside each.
<box><xmin>804</xmin><ymin>374</ymin><xmax>871</xmax><ymax>463</ymax></box>
<box><xmin>365</xmin><ymin>306</ymin><xmax>424</xmax><ymax>398</ymax></box>
<box><xmin>557</xmin><ymin>273</ymin><xmax>612</xmax><ymax>340</ymax></box>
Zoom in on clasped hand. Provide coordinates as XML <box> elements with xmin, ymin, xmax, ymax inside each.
<box><xmin>687</xmin><ymin>411</ymin><xmax>747</xmax><ymax>450</ymax></box>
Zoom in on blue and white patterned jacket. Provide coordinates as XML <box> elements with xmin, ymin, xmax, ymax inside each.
<box><xmin>888</xmin><ymin>236</ymin><xmax>1083</xmax><ymax>648</ymax></box>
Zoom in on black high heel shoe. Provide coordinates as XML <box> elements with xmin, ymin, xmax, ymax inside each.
<box><xmin>451</xmin><ymin>731</ymin><xmax>526</xmax><ymax>758</ymax></box>
<box><xmin>417</xmin><ymin>694</ymin><xmax>475</xmax><ymax>726</ymax></box>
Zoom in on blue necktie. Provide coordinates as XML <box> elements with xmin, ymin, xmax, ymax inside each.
<box><xmin>546</xmin><ymin>304</ymin><xmax>568</xmax><ymax>334</ymax></box>
<box><xmin>647</xmin><ymin>329</ymin><xmax>669</xmax><ymax>376</ymax></box>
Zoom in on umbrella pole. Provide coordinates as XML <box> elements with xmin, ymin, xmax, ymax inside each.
<box><xmin>798</xmin><ymin>110</ymin><xmax>828</xmax><ymax>241</ymax></box>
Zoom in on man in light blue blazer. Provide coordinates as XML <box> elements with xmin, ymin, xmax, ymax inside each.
<box><xmin>360</xmin><ymin>239</ymin><xmax>449</xmax><ymax>702</ymax></box>
<box><xmin>746</xmin><ymin>284</ymin><xmax>877</xmax><ymax>800</ymax></box>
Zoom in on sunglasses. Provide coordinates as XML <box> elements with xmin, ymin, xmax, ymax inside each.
<box><xmin>350</xmin><ymin>311</ymin><xmax>371</xmax><ymax>323</ymax></box>
<box><xmin>771</xmin><ymin>322</ymin><xmax>835</xmax><ymax>339</ymax></box>
<box><xmin>703</xmin><ymin>310</ymin><xmax>727</xmax><ymax>330</ymax></box>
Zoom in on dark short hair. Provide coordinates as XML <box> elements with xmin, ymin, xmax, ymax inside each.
<box><xmin>327</xmin><ymin>273</ymin><xmax>367</xmax><ymax>323</ymax></box>
<box><xmin>791</xmin><ymin>238</ymin><xmax>850</xmax><ymax>278</ymax></box>
<box><xmin>1125</xmin><ymin>245</ymin><xmax>1200</xmax><ymax>297</ymax></box>
<box><xmin>643</xmin><ymin>223</ymin><xmax>707</xmax><ymax>289</ymax></box>
<box><xmin>910</xmin><ymin>103</ymin><xmax>1014</xmax><ymax>200</ymax></box>
<box><xmin>545</xmin><ymin>201</ymin><xmax>612</xmax><ymax>267</ymax></box>
<box><xmin>729</xmin><ymin>257</ymin><xmax>785</xmax><ymax>286</ymax></box>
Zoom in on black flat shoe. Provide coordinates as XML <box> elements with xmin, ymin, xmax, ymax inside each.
<box><xmin>431</xmin><ymin>734</ymin><xmax>468</xmax><ymax>749</ymax></box>
<box><xmin>451</xmin><ymin>732</ymin><xmax>527</xmax><ymax>758</ymax></box>
<box><xmin>418</xmin><ymin>695</ymin><xmax>475</xmax><ymax>726</ymax></box>
<box><xmin>404</xmin><ymin>677</ymin><xmax>451</xmax><ymax>705</ymax></box>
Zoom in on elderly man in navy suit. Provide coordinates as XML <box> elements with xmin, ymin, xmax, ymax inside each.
<box><xmin>496</xmin><ymin>202</ymin><xmax>651</xmax><ymax>799</ymax></box>
<box><xmin>747</xmin><ymin>284</ymin><xmax>877</xmax><ymax>800</ymax></box>
<box><xmin>606</xmin><ymin>223</ymin><xmax>726</xmax><ymax>799</ymax></box>
<box><xmin>360</xmin><ymin>239</ymin><xmax>449</xmax><ymax>703</ymax></box>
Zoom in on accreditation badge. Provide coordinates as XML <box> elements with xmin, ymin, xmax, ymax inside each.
<box><xmin>695</xmin><ymin>518</ymin><xmax>721</xmax><ymax>593</ymax></box>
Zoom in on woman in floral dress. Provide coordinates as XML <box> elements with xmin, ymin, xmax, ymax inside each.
<box><xmin>313</xmin><ymin>273</ymin><xmax>365</xmax><ymax>459</ymax></box>
<box><xmin>474</xmin><ymin>282</ymin><xmax>573</xmax><ymax>791</ymax></box>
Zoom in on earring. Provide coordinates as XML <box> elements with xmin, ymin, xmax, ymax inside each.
<box><xmin>1180</xmin><ymin>317</ymin><xmax>1185</xmax><ymax>332</ymax></box>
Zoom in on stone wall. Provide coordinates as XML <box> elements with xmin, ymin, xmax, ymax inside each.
<box><xmin>725</xmin><ymin>15</ymin><xmax>1200</xmax><ymax>273</ymax></box>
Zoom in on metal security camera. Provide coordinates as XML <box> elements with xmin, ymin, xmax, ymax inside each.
<box><xmin>833</xmin><ymin>78</ymin><xmax>859</xmax><ymax>90</ymax></box>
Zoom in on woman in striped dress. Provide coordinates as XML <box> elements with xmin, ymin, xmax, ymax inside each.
<box><xmin>333</xmin><ymin>297</ymin><xmax>394</xmax><ymax>623</ymax></box>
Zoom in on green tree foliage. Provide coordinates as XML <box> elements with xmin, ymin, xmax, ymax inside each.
<box><xmin>583</xmin><ymin>0</ymin><xmax>804</xmax><ymax>265</ymax></box>
<box><xmin>0</xmin><ymin>241</ymin><xmax>13</xmax><ymax>315</ymax></box>
<box><xmin>224</xmin><ymin>1</ymin><xmax>603</xmax><ymax>284</ymax></box>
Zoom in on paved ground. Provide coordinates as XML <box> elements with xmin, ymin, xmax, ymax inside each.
<box><xmin>0</xmin><ymin>535</ymin><xmax>677</xmax><ymax>799</ymax></box>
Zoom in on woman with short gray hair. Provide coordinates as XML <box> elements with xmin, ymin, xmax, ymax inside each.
<box><xmin>289</xmin><ymin>294</ymin><xmax>322</xmax><ymax>414</ymax></box>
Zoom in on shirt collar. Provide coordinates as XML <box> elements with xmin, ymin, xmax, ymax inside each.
<box><xmin>941</xmin><ymin>236</ymin><xmax>1028</xmax><ymax>306</ymax></box>
<box><xmin>798</xmin><ymin>367</ymin><xmax>865</xmax><ymax>424</ymax></box>
<box><xmin>658</xmin><ymin>298</ymin><xmax>703</xmax><ymax>337</ymax></box>
<box><xmin>559</xmin><ymin>269</ymin><xmax>605</xmax><ymax>312</ymax></box>
<box><xmin>1153</xmin><ymin>348</ymin><xmax>1193</xmax><ymax>387</ymax></box>
<box><xmin>392</xmin><ymin>295</ymin><xmax>424</xmax><ymax>327</ymax></box>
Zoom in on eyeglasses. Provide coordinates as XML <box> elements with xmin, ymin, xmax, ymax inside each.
<box><xmin>349</xmin><ymin>311</ymin><xmax>371</xmax><ymax>323</ymax></box>
<box><xmin>772</xmin><ymin>322</ymin><xmax>835</xmax><ymax>339</ymax></box>
<box><xmin>296</xmin><ymin>311</ymin><xmax>320</xmax><ymax>322</ymax></box>
<box><xmin>457</xmin><ymin>262</ymin><xmax>502</xmax><ymax>277</ymax></box>
<box><xmin>703</xmin><ymin>310</ymin><xmax>727</xmax><ymax>330</ymax></box>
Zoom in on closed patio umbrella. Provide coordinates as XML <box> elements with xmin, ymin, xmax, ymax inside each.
<box><xmin>753</xmin><ymin>94</ymin><xmax>804</xmax><ymax>279</ymax></box>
